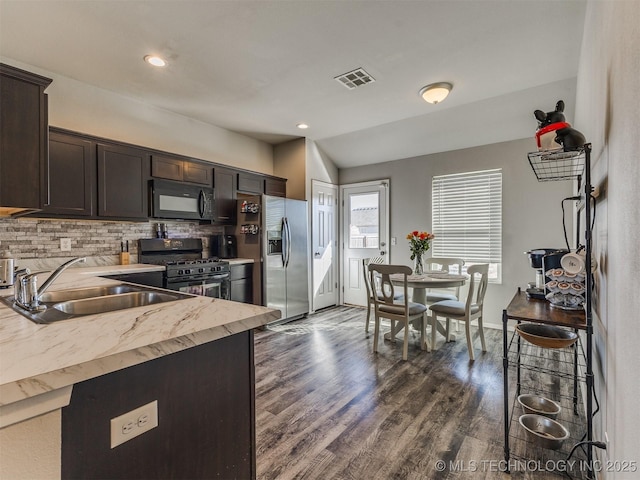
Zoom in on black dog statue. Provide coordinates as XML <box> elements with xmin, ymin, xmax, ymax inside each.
<box><xmin>534</xmin><ymin>100</ymin><xmax>586</xmax><ymax>152</ymax></box>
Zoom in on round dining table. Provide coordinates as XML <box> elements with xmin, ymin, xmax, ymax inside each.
<box><xmin>386</xmin><ymin>272</ymin><xmax>468</xmax><ymax>348</ymax></box>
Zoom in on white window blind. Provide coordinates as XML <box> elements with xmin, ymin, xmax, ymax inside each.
<box><xmin>432</xmin><ymin>169</ymin><xmax>502</xmax><ymax>282</ymax></box>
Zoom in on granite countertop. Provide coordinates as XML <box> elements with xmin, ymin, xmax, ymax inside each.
<box><xmin>0</xmin><ymin>263</ymin><xmax>279</xmax><ymax>427</ymax></box>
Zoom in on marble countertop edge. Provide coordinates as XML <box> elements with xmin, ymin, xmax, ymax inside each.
<box><xmin>0</xmin><ymin>266</ymin><xmax>279</xmax><ymax>416</ymax></box>
<box><xmin>0</xmin><ymin>308</ymin><xmax>277</xmax><ymax>407</ymax></box>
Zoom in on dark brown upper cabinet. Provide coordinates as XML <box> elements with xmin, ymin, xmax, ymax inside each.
<box><xmin>184</xmin><ymin>162</ymin><xmax>212</xmax><ymax>185</ymax></box>
<box><xmin>0</xmin><ymin>63</ymin><xmax>52</xmax><ymax>215</ymax></box>
<box><xmin>237</xmin><ymin>171</ymin><xmax>263</xmax><ymax>194</ymax></box>
<box><xmin>97</xmin><ymin>143</ymin><xmax>150</xmax><ymax>220</ymax></box>
<box><xmin>43</xmin><ymin>129</ymin><xmax>96</xmax><ymax>217</ymax></box>
<box><xmin>264</xmin><ymin>178</ymin><xmax>287</xmax><ymax>197</ymax></box>
<box><xmin>151</xmin><ymin>154</ymin><xmax>212</xmax><ymax>186</ymax></box>
<box><xmin>213</xmin><ymin>166</ymin><xmax>237</xmax><ymax>225</ymax></box>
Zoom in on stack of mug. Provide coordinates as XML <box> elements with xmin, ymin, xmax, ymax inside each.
<box><xmin>544</xmin><ymin>250</ymin><xmax>596</xmax><ymax>309</ymax></box>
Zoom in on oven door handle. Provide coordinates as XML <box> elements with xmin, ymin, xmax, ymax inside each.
<box><xmin>208</xmin><ymin>274</ymin><xmax>230</xmax><ymax>281</ymax></box>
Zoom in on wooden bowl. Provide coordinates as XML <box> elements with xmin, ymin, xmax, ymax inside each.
<box><xmin>515</xmin><ymin>323</ymin><xmax>578</xmax><ymax>349</ymax></box>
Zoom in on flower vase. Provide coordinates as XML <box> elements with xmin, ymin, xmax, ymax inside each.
<box><xmin>414</xmin><ymin>254</ymin><xmax>424</xmax><ymax>275</ymax></box>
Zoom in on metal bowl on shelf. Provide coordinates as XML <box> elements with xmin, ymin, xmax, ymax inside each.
<box><xmin>517</xmin><ymin>394</ymin><xmax>561</xmax><ymax>419</ymax></box>
<box><xmin>515</xmin><ymin>323</ymin><xmax>578</xmax><ymax>349</ymax></box>
<box><xmin>519</xmin><ymin>414</ymin><xmax>569</xmax><ymax>450</ymax></box>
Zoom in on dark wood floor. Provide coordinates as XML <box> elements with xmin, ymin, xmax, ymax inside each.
<box><xmin>254</xmin><ymin>306</ymin><xmax>588</xmax><ymax>480</ymax></box>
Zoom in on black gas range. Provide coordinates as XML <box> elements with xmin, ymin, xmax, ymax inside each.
<box><xmin>139</xmin><ymin>238</ymin><xmax>230</xmax><ymax>299</ymax></box>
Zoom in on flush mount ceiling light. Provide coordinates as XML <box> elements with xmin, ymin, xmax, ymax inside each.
<box><xmin>144</xmin><ymin>55</ymin><xmax>166</xmax><ymax>67</ymax></box>
<box><xmin>419</xmin><ymin>82</ymin><xmax>453</xmax><ymax>104</ymax></box>
<box><xmin>297</xmin><ymin>123</ymin><xmax>309</xmax><ymax>129</ymax></box>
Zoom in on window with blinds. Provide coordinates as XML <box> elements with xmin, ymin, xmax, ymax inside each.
<box><xmin>432</xmin><ymin>169</ymin><xmax>502</xmax><ymax>282</ymax></box>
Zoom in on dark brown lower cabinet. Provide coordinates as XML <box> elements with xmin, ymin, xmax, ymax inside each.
<box><xmin>230</xmin><ymin>263</ymin><xmax>254</xmax><ymax>304</ymax></box>
<box><xmin>62</xmin><ymin>330</ymin><xmax>255</xmax><ymax>480</ymax></box>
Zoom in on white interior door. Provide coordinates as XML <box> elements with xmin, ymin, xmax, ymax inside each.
<box><xmin>341</xmin><ymin>180</ymin><xmax>389</xmax><ymax>307</ymax></box>
<box><xmin>311</xmin><ymin>180</ymin><xmax>338</xmax><ymax>312</ymax></box>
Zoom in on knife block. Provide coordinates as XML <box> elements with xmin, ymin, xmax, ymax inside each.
<box><xmin>119</xmin><ymin>252</ymin><xmax>130</xmax><ymax>265</ymax></box>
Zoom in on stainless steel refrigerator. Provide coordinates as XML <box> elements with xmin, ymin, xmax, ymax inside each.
<box><xmin>262</xmin><ymin>195</ymin><xmax>309</xmax><ymax>321</ymax></box>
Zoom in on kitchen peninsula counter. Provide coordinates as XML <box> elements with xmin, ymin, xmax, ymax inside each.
<box><xmin>0</xmin><ymin>265</ymin><xmax>279</xmax><ymax>426</ymax></box>
<box><xmin>0</xmin><ymin>264</ymin><xmax>279</xmax><ymax>479</ymax></box>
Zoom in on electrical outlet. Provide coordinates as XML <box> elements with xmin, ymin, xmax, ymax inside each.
<box><xmin>110</xmin><ymin>400</ymin><xmax>158</xmax><ymax>448</ymax></box>
<box><xmin>391</xmin><ymin>237</ymin><xmax>397</xmax><ymax>246</ymax></box>
<box><xmin>60</xmin><ymin>238</ymin><xmax>71</xmax><ymax>251</ymax></box>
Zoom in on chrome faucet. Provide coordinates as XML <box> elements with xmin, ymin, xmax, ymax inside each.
<box><xmin>15</xmin><ymin>257</ymin><xmax>86</xmax><ymax>312</ymax></box>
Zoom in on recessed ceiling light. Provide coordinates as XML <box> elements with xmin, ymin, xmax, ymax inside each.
<box><xmin>144</xmin><ymin>55</ymin><xmax>166</xmax><ymax>67</ymax></box>
<box><xmin>419</xmin><ymin>82</ymin><xmax>453</xmax><ymax>104</ymax></box>
<box><xmin>297</xmin><ymin>123</ymin><xmax>309</xmax><ymax>129</ymax></box>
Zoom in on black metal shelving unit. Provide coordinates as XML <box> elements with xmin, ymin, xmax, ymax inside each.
<box><xmin>503</xmin><ymin>144</ymin><xmax>596</xmax><ymax>479</ymax></box>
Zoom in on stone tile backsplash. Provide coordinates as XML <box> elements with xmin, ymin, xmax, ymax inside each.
<box><xmin>0</xmin><ymin>218</ymin><xmax>224</xmax><ymax>261</ymax></box>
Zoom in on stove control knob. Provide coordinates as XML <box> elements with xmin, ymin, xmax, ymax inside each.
<box><xmin>177</xmin><ymin>270</ymin><xmax>184</xmax><ymax>275</ymax></box>
<box><xmin>198</xmin><ymin>268</ymin><xmax>205</xmax><ymax>273</ymax></box>
<box><xmin>184</xmin><ymin>269</ymin><xmax>191</xmax><ymax>275</ymax></box>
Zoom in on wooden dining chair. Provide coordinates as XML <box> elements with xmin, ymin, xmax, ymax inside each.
<box><xmin>429</xmin><ymin>263</ymin><xmax>489</xmax><ymax>361</ymax></box>
<box><xmin>362</xmin><ymin>256</ymin><xmax>386</xmax><ymax>333</ymax></box>
<box><xmin>369</xmin><ymin>264</ymin><xmax>429</xmax><ymax>360</ymax></box>
<box><xmin>423</xmin><ymin>257</ymin><xmax>465</xmax><ymax>304</ymax></box>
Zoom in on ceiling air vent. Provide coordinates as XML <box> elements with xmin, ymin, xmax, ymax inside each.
<box><xmin>334</xmin><ymin>68</ymin><xmax>375</xmax><ymax>90</ymax></box>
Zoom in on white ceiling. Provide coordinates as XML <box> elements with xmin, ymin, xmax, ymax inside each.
<box><xmin>0</xmin><ymin>0</ymin><xmax>586</xmax><ymax>168</ymax></box>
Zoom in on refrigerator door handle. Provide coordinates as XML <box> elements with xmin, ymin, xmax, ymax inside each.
<box><xmin>284</xmin><ymin>217</ymin><xmax>292</xmax><ymax>268</ymax></box>
<box><xmin>281</xmin><ymin>218</ymin><xmax>287</xmax><ymax>266</ymax></box>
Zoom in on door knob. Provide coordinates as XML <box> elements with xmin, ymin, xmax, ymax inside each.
<box><xmin>380</xmin><ymin>251</ymin><xmax>386</xmax><ymax>255</ymax></box>
<box><xmin>315</xmin><ymin>251</ymin><xmax>321</xmax><ymax>256</ymax></box>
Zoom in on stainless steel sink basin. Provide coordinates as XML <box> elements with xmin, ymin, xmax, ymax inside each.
<box><xmin>53</xmin><ymin>291</ymin><xmax>185</xmax><ymax>315</ymax></box>
<box><xmin>39</xmin><ymin>284</ymin><xmax>140</xmax><ymax>303</ymax></box>
<box><xmin>1</xmin><ymin>283</ymin><xmax>193</xmax><ymax>324</ymax></box>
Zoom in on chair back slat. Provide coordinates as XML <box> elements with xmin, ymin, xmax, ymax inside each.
<box><xmin>465</xmin><ymin>264</ymin><xmax>489</xmax><ymax>310</ymax></box>
<box><xmin>362</xmin><ymin>256</ymin><xmax>387</xmax><ymax>301</ymax></box>
<box><xmin>368</xmin><ymin>263</ymin><xmax>411</xmax><ymax>308</ymax></box>
<box><xmin>424</xmin><ymin>257</ymin><xmax>465</xmax><ymax>274</ymax></box>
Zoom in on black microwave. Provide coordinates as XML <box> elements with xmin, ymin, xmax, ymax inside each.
<box><xmin>151</xmin><ymin>179</ymin><xmax>214</xmax><ymax>221</ymax></box>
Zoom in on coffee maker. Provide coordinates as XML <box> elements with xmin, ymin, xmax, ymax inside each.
<box><xmin>525</xmin><ymin>249</ymin><xmax>567</xmax><ymax>299</ymax></box>
<box><xmin>211</xmin><ymin>235</ymin><xmax>237</xmax><ymax>259</ymax></box>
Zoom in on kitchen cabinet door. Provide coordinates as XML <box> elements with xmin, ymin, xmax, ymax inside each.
<box><xmin>264</xmin><ymin>178</ymin><xmax>287</xmax><ymax>197</ymax></box>
<box><xmin>230</xmin><ymin>263</ymin><xmax>254</xmax><ymax>303</ymax></box>
<box><xmin>0</xmin><ymin>64</ymin><xmax>52</xmax><ymax>214</ymax></box>
<box><xmin>43</xmin><ymin>129</ymin><xmax>96</xmax><ymax>216</ymax></box>
<box><xmin>151</xmin><ymin>155</ymin><xmax>183</xmax><ymax>182</ymax></box>
<box><xmin>213</xmin><ymin>166</ymin><xmax>237</xmax><ymax>224</ymax></box>
<box><xmin>184</xmin><ymin>161</ymin><xmax>212</xmax><ymax>186</ymax></box>
<box><xmin>237</xmin><ymin>172</ymin><xmax>263</xmax><ymax>194</ymax></box>
<box><xmin>97</xmin><ymin>143</ymin><xmax>150</xmax><ymax>220</ymax></box>
<box><xmin>152</xmin><ymin>154</ymin><xmax>212</xmax><ymax>186</ymax></box>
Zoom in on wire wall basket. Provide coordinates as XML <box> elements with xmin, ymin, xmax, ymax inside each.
<box><xmin>528</xmin><ymin>147</ymin><xmax>586</xmax><ymax>182</ymax></box>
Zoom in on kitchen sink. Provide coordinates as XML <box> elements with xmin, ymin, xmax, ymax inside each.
<box><xmin>39</xmin><ymin>284</ymin><xmax>141</xmax><ymax>303</ymax></box>
<box><xmin>1</xmin><ymin>283</ymin><xmax>193</xmax><ymax>324</ymax></box>
<box><xmin>53</xmin><ymin>291</ymin><xmax>184</xmax><ymax>315</ymax></box>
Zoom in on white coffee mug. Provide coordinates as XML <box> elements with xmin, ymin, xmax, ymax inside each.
<box><xmin>561</xmin><ymin>251</ymin><xmax>597</xmax><ymax>274</ymax></box>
